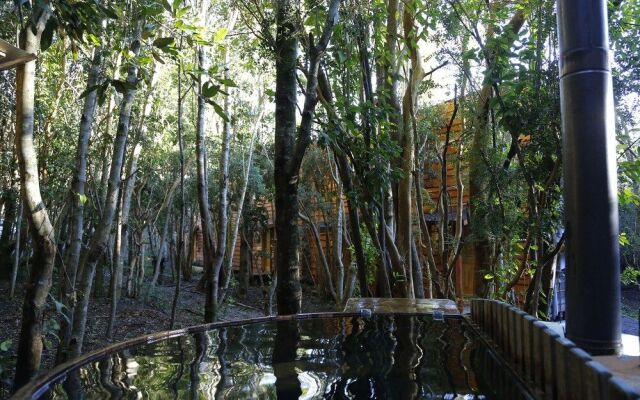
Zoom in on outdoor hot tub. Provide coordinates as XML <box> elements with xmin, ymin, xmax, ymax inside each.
<box><xmin>12</xmin><ymin>308</ymin><xmax>535</xmax><ymax>399</ymax></box>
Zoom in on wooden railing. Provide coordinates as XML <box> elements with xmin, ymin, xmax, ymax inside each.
<box><xmin>469</xmin><ymin>299</ymin><xmax>640</xmax><ymax>400</ymax></box>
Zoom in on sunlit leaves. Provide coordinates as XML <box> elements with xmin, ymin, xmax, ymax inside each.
<box><xmin>214</xmin><ymin>27</ymin><xmax>229</xmax><ymax>43</ymax></box>
<box><xmin>620</xmin><ymin>232</ymin><xmax>632</xmax><ymax>248</ymax></box>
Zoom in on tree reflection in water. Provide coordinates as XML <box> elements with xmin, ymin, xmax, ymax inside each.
<box><xmin>42</xmin><ymin>315</ymin><xmax>532</xmax><ymax>399</ymax></box>
<box><xmin>272</xmin><ymin>320</ymin><xmax>302</xmax><ymax>398</ymax></box>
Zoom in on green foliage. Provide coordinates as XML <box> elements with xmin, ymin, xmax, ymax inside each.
<box><xmin>348</xmin><ymin>225</ymin><xmax>379</xmax><ymax>296</ymax></box>
<box><xmin>621</xmin><ymin>267</ymin><xmax>640</xmax><ymax>287</ymax></box>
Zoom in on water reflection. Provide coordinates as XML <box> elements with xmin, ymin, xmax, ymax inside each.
<box><xmin>46</xmin><ymin>315</ymin><xmax>530</xmax><ymax>399</ymax></box>
<box><xmin>273</xmin><ymin>321</ymin><xmax>302</xmax><ymax>398</ymax></box>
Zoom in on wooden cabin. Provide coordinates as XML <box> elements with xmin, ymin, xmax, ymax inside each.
<box><xmin>187</xmin><ymin>100</ymin><xmax>529</xmax><ymax>300</ymax></box>
<box><xmin>190</xmin><ymin>197</ymin><xmax>348</xmax><ymax>289</ymax></box>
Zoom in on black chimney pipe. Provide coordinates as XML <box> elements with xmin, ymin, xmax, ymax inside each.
<box><xmin>557</xmin><ymin>0</ymin><xmax>621</xmax><ymax>354</ymax></box>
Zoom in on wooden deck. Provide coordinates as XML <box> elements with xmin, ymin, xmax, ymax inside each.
<box><xmin>343</xmin><ymin>297</ymin><xmax>460</xmax><ymax>315</ymax></box>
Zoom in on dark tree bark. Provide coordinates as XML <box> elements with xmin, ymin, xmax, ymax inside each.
<box><xmin>273</xmin><ymin>0</ymin><xmax>301</xmax><ymax>315</ymax></box>
<box><xmin>12</xmin><ymin>4</ymin><xmax>57</xmax><ymax>392</ymax></box>
<box><xmin>274</xmin><ymin>0</ymin><xmax>341</xmax><ymax>315</ymax></box>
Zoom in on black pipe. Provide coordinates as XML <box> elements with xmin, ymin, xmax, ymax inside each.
<box><xmin>557</xmin><ymin>0</ymin><xmax>621</xmax><ymax>355</ymax></box>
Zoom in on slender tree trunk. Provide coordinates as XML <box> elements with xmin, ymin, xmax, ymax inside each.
<box><xmin>334</xmin><ymin>174</ymin><xmax>345</xmax><ymax>302</ymax></box>
<box><xmin>136</xmin><ymin>231</ymin><xmax>145</xmax><ymax>294</ymax></box>
<box><xmin>126</xmin><ymin>243</ymin><xmax>139</xmax><ymax>297</ymax></box>
<box><xmin>149</xmin><ymin>176</ymin><xmax>180</xmax><ymax>289</ymax></box>
<box><xmin>444</xmin><ymin>118</ymin><xmax>465</xmax><ymax>299</ymax></box>
<box><xmin>67</xmin><ymin>24</ymin><xmax>141</xmax><ymax>359</ymax></box>
<box><xmin>411</xmin><ymin>240</ymin><xmax>425</xmax><ymax>298</ymax></box>
<box><xmin>205</xmin><ymin>64</ymin><xmax>232</xmax><ymax>322</ymax></box>
<box><xmin>239</xmin><ymin>222</ymin><xmax>252</xmax><ymax>298</ymax></box>
<box><xmin>414</xmin><ymin>167</ymin><xmax>439</xmax><ymax>297</ymax></box>
<box><xmin>396</xmin><ymin>4</ymin><xmax>427</xmax><ymax>299</ymax></box>
<box><xmin>58</xmin><ymin>45</ymin><xmax>102</xmax><ymax>358</ymax></box>
<box><xmin>12</xmin><ymin>7</ymin><xmax>58</xmax><ymax>392</ymax></box>
<box><xmin>106</xmin><ymin>66</ymin><xmax>158</xmax><ymax>338</ymax></box>
<box><xmin>106</xmin><ymin>190</ymin><xmax>124</xmax><ymax>339</ymax></box>
<box><xmin>98</xmin><ymin>55</ymin><xmax>121</xmax><ymax>210</ymax></box>
<box><xmin>98</xmin><ymin>140</ymin><xmax>111</xmax><ymax>211</ymax></box>
<box><xmin>171</xmin><ymin>43</ymin><xmax>186</xmax><ymax>329</ymax></box>
<box><xmin>194</xmin><ymin>41</ymin><xmax>216</xmax><ymax>300</ymax></box>
<box><xmin>155</xmin><ymin>209</ymin><xmax>172</xmax><ymax>285</ymax></box>
<box><xmin>182</xmin><ymin>213</ymin><xmax>193</xmax><ymax>281</ymax></box>
<box><xmin>221</xmin><ymin>106</ymin><xmax>263</xmax><ymax>294</ymax></box>
<box><xmin>117</xmin><ymin>66</ymin><xmax>158</xmax><ymax>277</ymax></box>
<box><xmin>384</xmin><ymin>0</ymin><xmax>402</xmax><ymax>232</ymax></box>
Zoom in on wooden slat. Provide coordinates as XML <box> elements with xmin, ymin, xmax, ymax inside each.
<box><xmin>553</xmin><ymin>337</ymin><xmax>575</xmax><ymax>399</ymax></box>
<box><xmin>585</xmin><ymin>360</ymin><xmax>613</xmax><ymax>400</ymax></box>
<box><xmin>468</xmin><ymin>299</ymin><xmax>640</xmax><ymax>399</ymax></box>
<box><xmin>567</xmin><ymin>346</ymin><xmax>592</xmax><ymax>400</ymax></box>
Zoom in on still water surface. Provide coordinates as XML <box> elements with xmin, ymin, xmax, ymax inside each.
<box><xmin>44</xmin><ymin>315</ymin><xmax>531</xmax><ymax>399</ymax></box>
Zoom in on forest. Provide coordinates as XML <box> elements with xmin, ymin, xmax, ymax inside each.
<box><xmin>0</xmin><ymin>0</ymin><xmax>639</xmax><ymax>395</ymax></box>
